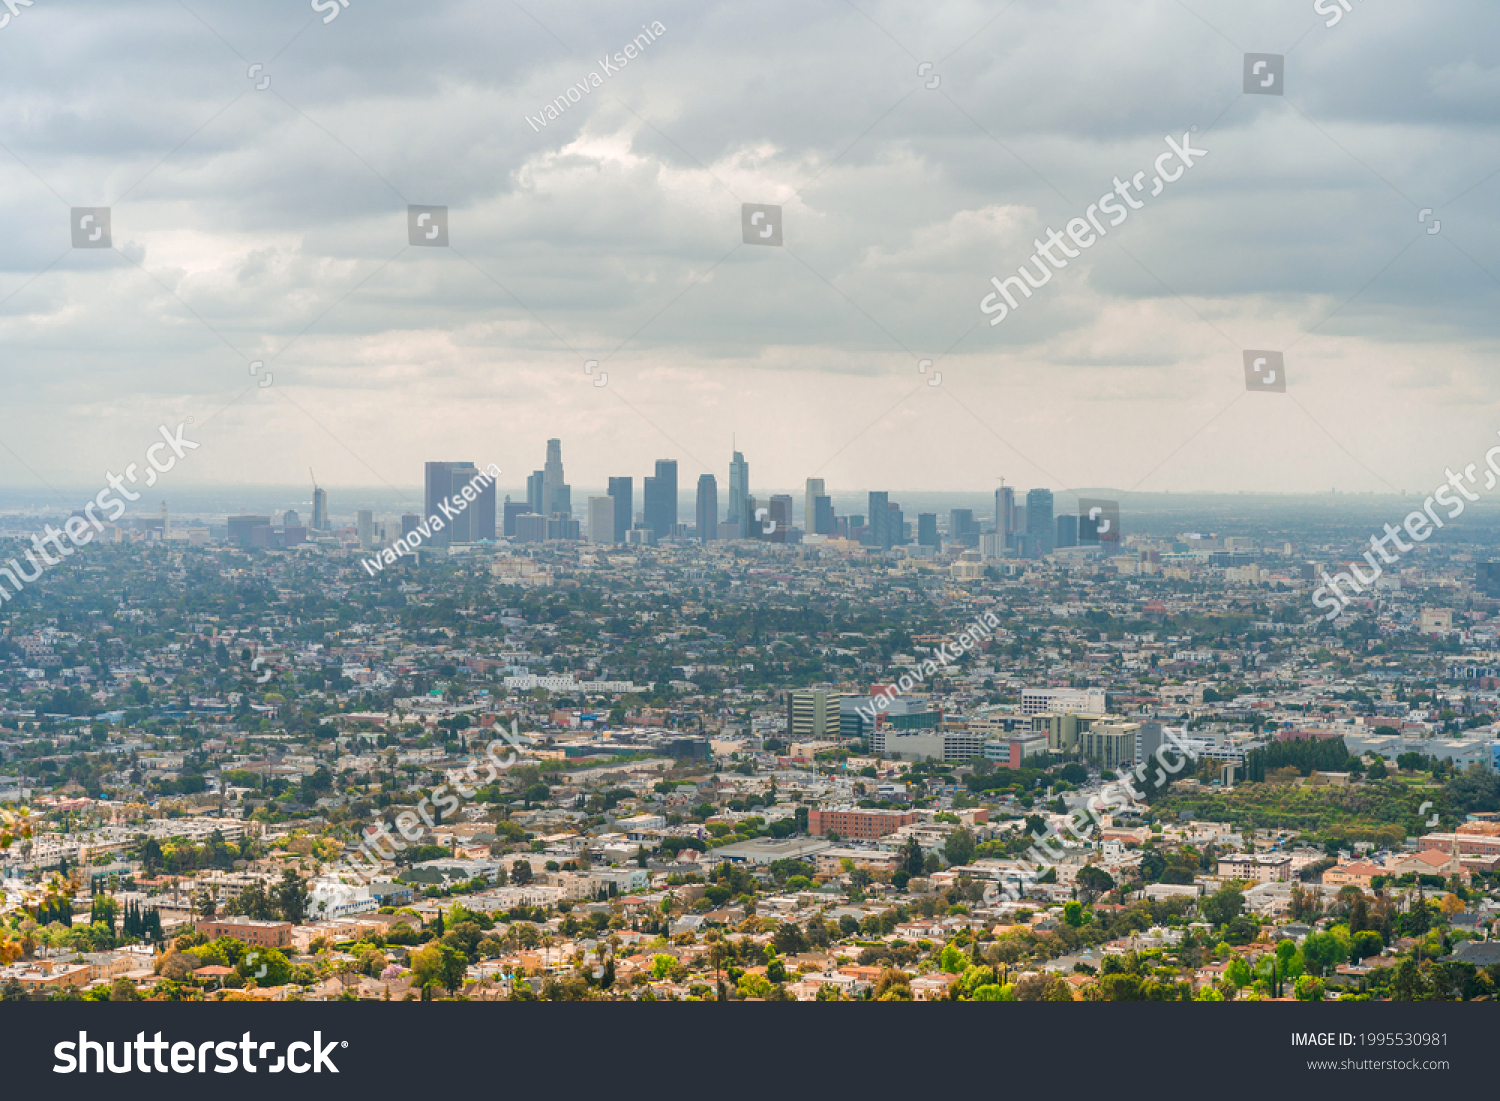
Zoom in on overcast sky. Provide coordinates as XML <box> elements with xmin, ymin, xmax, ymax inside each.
<box><xmin>1</xmin><ymin>0</ymin><xmax>1498</xmax><ymax>505</ymax></box>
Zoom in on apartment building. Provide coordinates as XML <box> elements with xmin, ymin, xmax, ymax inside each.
<box><xmin>808</xmin><ymin>807</ymin><xmax>919</xmax><ymax>840</ymax></box>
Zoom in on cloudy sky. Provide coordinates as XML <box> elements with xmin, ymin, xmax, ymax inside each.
<box><xmin>1</xmin><ymin>0</ymin><xmax>1498</xmax><ymax>506</ymax></box>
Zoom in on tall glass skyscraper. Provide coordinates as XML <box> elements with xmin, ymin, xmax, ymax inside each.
<box><xmin>696</xmin><ymin>474</ymin><xmax>718</xmax><ymax>541</ymax></box>
<box><xmin>1026</xmin><ymin>488</ymin><xmax>1054</xmax><ymax>556</ymax></box>
<box><xmin>607</xmin><ymin>477</ymin><xmax>632</xmax><ymax>544</ymax></box>
<box><xmin>541</xmin><ymin>438</ymin><xmax>570</xmax><ymax>517</ymax></box>
<box><xmin>727</xmin><ymin>450</ymin><xmax>749</xmax><ymax>538</ymax></box>
<box><xmin>424</xmin><ymin>461</ymin><xmax>496</xmax><ymax>544</ymax></box>
<box><xmin>644</xmin><ymin>459</ymin><xmax>678</xmax><ymax>538</ymax></box>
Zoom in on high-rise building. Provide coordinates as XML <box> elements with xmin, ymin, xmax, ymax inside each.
<box><xmin>526</xmin><ymin>470</ymin><xmax>545</xmax><ymax>515</ymax></box>
<box><xmin>424</xmin><ymin>462</ymin><xmax>454</xmax><ymax>543</ymax></box>
<box><xmin>312</xmin><ymin>486</ymin><xmax>328</xmax><ymax>532</ymax></box>
<box><xmin>402</xmin><ymin>513</ymin><xmax>420</xmax><ymax>537</ymax></box>
<box><xmin>503</xmin><ymin>499</ymin><xmax>532</xmax><ymax>537</ymax></box>
<box><xmin>889</xmin><ymin>501</ymin><xmax>906</xmax><ymax>547</ymax></box>
<box><xmin>282</xmin><ymin>510</ymin><xmax>299</xmax><ymax>528</ymax></box>
<box><xmin>607</xmin><ymin>477</ymin><xmax>632</xmax><ymax>545</ymax></box>
<box><xmin>996</xmin><ymin>483</ymin><xmax>1014</xmax><ymax>551</ymax></box>
<box><xmin>644</xmin><ymin>459</ymin><xmax>678</xmax><ymax>538</ymax></box>
<box><xmin>587</xmin><ymin>496</ymin><xmax>614</xmax><ymax>543</ymax></box>
<box><xmin>1026</xmin><ymin>488</ymin><xmax>1054</xmax><ymax>557</ymax></box>
<box><xmin>917</xmin><ymin>513</ymin><xmax>938</xmax><ymax>547</ymax></box>
<box><xmin>727</xmin><ymin>450</ymin><xmax>749</xmax><ymax>538</ymax></box>
<box><xmin>1056</xmin><ymin>513</ymin><xmax>1078</xmax><ymax>549</ymax></box>
<box><xmin>787</xmin><ymin>689</ymin><xmax>840</xmax><ymax>740</ymax></box>
<box><xmin>357</xmin><ymin>509</ymin><xmax>374</xmax><ymax>549</ymax></box>
<box><xmin>515</xmin><ymin>513</ymin><xmax>548</xmax><ymax>543</ymax></box>
<box><xmin>769</xmin><ymin>493</ymin><xmax>793</xmax><ymax>543</ymax></box>
<box><xmin>804</xmin><ymin>478</ymin><xmax>825</xmax><ymax>535</ymax></box>
<box><xmin>424</xmin><ymin>461</ymin><xmax>495</xmax><ymax>543</ymax></box>
<box><xmin>813</xmin><ymin>495</ymin><xmax>834</xmax><ymax>536</ymax></box>
<box><xmin>866</xmin><ymin>491</ymin><xmax>890</xmax><ymax>549</ymax></box>
<box><xmin>696</xmin><ymin>475</ymin><xmax>718</xmax><ymax>542</ymax></box>
<box><xmin>541</xmin><ymin>438</ymin><xmax>570</xmax><ymax>517</ymax></box>
<box><xmin>950</xmin><ymin>509</ymin><xmax>978</xmax><ymax>546</ymax></box>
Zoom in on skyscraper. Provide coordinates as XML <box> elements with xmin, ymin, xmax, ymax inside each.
<box><xmin>503</xmin><ymin>499</ymin><xmax>532</xmax><ymax>537</ymax></box>
<box><xmin>1056</xmin><ymin>513</ymin><xmax>1078</xmax><ymax>549</ymax></box>
<box><xmin>769</xmin><ymin>493</ymin><xmax>793</xmax><ymax>543</ymax></box>
<box><xmin>996</xmin><ymin>483</ymin><xmax>1014</xmax><ymax>551</ymax></box>
<box><xmin>527</xmin><ymin>470</ymin><xmax>545</xmax><ymax>515</ymax></box>
<box><xmin>644</xmin><ymin>459</ymin><xmax>678</xmax><ymax>538</ymax></box>
<box><xmin>541</xmin><ymin>438</ymin><xmax>570</xmax><ymax>517</ymax></box>
<box><xmin>607</xmin><ymin>477</ymin><xmax>632</xmax><ymax>545</ymax></box>
<box><xmin>312</xmin><ymin>485</ymin><xmax>328</xmax><ymax>532</ymax></box>
<box><xmin>866</xmin><ymin>491</ymin><xmax>891</xmax><ymax>549</ymax></box>
<box><xmin>1026</xmin><ymin>488</ymin><xmax>1055</xmax><ymax>556</ymax></box>
<box><xmin>588</xmin><ymin>496</ymin><xmax>614</xmax><ymax>543</ymax></box>
<box><xmin>424</xmin><ymin>461</ymin><xmax>495</xmax><ymax>543</ymax></box>
<box><xmin>727</xmin><ymin>450</ymin><xmax>749</xmax><ymax>538</ymax></box>
<box><xmin>804</xmin><ymin>477</ymin><xmax>825</xmax><ymax>535</ymax></box>
<box><xmin>950</xmin><ymin>508</ymin><xmax>977</xmax><ymax>546</ymax></box>
<box><xmin>813</xmin><ymin>495</ymin><xmax>833</xmax><ymax>536</ymax></box>
<box><xmin>357</xmin><ymin>509</ymin><xmax>373</xmax><ymax>549</ymax></box>
<box><xmin>917</xmin><ymin>513</ymin><xmax>938</xmax><ymax>547</ymax></box>
<box><xmin>696</xmin><ymin>474</ymin><xmax>718</xmax><ymax>541</ymax></box>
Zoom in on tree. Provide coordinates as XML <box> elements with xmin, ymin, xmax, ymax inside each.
<box><xmin>236</xmin><ymin>948</ymin><xmax>292</xmax><ymax>988</ymax></box>
<box><xmin>943</xmin><ymin>828</ymin><xmax>976</xmax><ymax>867</ymax></box>
<box><xmin>1366</xmin><ymin>757</ymin><xmax>1388</xmax><ymax>780</ymax></box>
<box><xmin>512</xmin><ymin>860</ymin><xmax>534</xmax><ymax>886</ymax></box>
<box><xmin>193</xmin><ymin>890</ymin><xmax>217</xmax><ymax>921</ymax></box>
<box><xmin>1075</xmin><ymin>865</ymin><xmax>1115</xmax><ymax>906</ymax></box>
<box><xmin>902</xmin><ymin>835</ymin><xmax>925</xmax><ymax>878</ymax></box>
<box><xmin>411</xmin><ymin>943</ymin><xmax>467</xmax><ymax>995</ymax></box>
<box><xmin>274</xmin><ymin>871</ymin><xmax>309</xmax><ymax>924</ymax></box>
<box><xmin>1200</xmin><ymin>884</ymin><xmax>1244</xmax><ymax>927</ymax></box>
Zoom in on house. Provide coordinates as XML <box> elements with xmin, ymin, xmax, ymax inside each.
<box><xmin>1445</xmin><ymin>941</ymin><xmax>1500</xmax><ymax>967</ymax></box>
<box><xmin>909</xmin><ymin>974</ymin><xmax>952</xmax><ymax>1001</ymax></box>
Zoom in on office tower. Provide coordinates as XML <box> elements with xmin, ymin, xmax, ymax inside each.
<box><xmin>527</xmin><ymin>470</ymin><xmax>545</xmax><ymax>514</ymax></box>
<box><xmin>866</xmin><ymin>491</ymin><xmax>890</xmax><ymax>549</ymax></box>
<box><xmin>283</xmin><ymin>509</ymin><xmax>299</xmax><ymax>528</ymax></box>
<box><xmin>787</xmin><ymin>690</ymin><xmax>839</xmax><ymax>740</ymax></box>
<box><xmin>696</xmin><ymin>475</ymin><xmax>718</xmax><ymax>542</ymax></box>
<box><xmin>917</xmin><ymin>513</ymin><xmax>938</xmax><ymax>547</ymax></box>
<box><xmin>312</xmin><ymin>485</ymin><xmax>328</xmax><ymax>532</ymax></box>
<box><xmin>813</xmin><ymin>495</ymin><xmax>834</xmax><ymax>536</ymax></box>
<box><xmin>996</xmin><ymin>483</ymin><xmax>1014</xmax><ymax>550</ymax></box>
<box><xmin>804</xmin><ymin>477</ymin><xmax>825</xmax><ymax>535</ymax></box>
<box><xmin>607</xmin><ymin>477</ymin><xmax>632</xmax><ymax>545</ymax></box>
<box><xmin>1056</xmin><ymin>513</ymin><xmax>1078</xmax><ymax>549</ymax></box>
<box><xmin>769</xmin><ymin>493</ymin><xmax>793</xmax><ymax>543</ymax></box>
<box><xmin>425</xmin><ymin>462</ymin><xmax>455</xmax><ymax>544</ymax></box>
<box><xmin>644</xmin><ymin>459</ymin><xmax>678</xmax><ymax>538</ymax></box>
<box><xmin>584</xmin><ymin>497</ymin><xmax>611</xmax><ymax>543</ymax></box>
<box><xmin>515</xmin><ymin>513</ymin><xmax>548</xmax><ymax>543</ymax></box>
<box><xmin>402</xmin><ymin>513</ymin><xmax>420</xmax><ymax>537</ymax></box>
<box><xmin>471</xmin><ymin>470</ymin><xmax>497</xmax><ymax>540</ymax></box>
<box><xmin>424</xmin><ymin>461</ymin><xmax>494</xmax><ymax>544</ymax></box>
<box><xmin>950</xmin><ymin>508</ymin><xmax>977</xmax><ymax>547</ymax></box>
<box><xmin>357</xmin><ymin>509</ymin><xmax>374</xmax><ymax>549</ymax></box>
<box><xmin>727</xmin><ymin>450</ymin><xmax>749</xmax><ymax>538</ymax></box>
<box><xmin>1026</xmin><ymin>488</ymin><xmax>1055</xmax><ymax>556</ymax></box>
<box><xmin>541</xmin><ymin>438</ymin><xmax>570</xmax><ymax>517</ymax></box>
<box><xmin>503</xmin><ymin>500</ymin><xmax>532</xmax><ymax>538</ymax></box>
<box><xmin>889</xmin><ymin>501</ymin><xmax>906</xmax><ymax>547</ymax></box>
